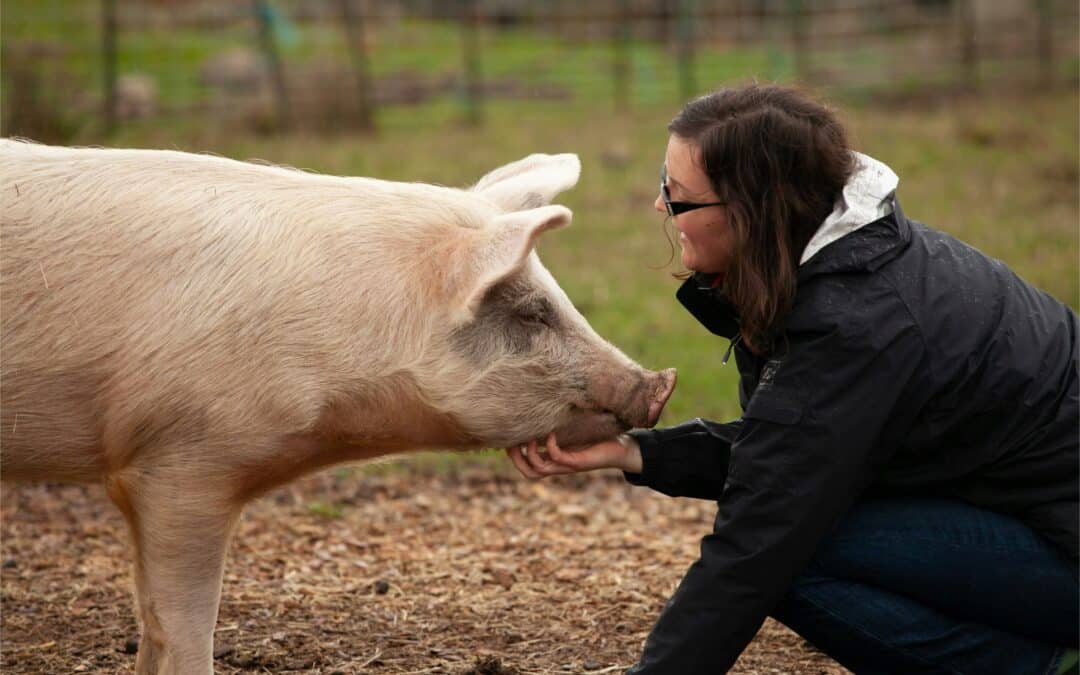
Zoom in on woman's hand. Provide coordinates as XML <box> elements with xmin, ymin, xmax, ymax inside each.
<box><xmin>505</xmin><ymin>433</ymin><xmax>642</xmax><ymax>479</ymax></box>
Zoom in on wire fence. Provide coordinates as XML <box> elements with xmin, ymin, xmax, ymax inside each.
<box><xmin>2</xmin><ymin>0</ymin><xmax>1078</xmax><ymax>141</ymax></box>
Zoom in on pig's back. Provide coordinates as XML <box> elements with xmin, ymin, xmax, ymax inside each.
<box><xmin>1</xmin><ymin>140</ymin><xmax>312</xmax><ymax>369</ymax></box>
<box><xmin>0</xmin><ymin>141</ymin><xmax>481</xmax><ymax>480</ymax></box>
<box><xmin>0</xmin><ymin>142</ymin><xmax>354</xmax><ymax>479</ymax></box>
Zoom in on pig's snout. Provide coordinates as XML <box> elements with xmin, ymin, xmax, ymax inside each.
<box><xmin>549</xmin><ymin>366</ymin><xmax>677</xmax><ymax>448</ymax></box>
<box><xmin>647</xmin><ymin>368</ymin><xmax>677</xmax><ymax>428</ymax></box>
<box><xmin>605</xmin><ymin>366</ymin><xmax>677</xmax><ymax>429</ymax></box>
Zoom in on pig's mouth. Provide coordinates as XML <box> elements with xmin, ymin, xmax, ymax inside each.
<box><xmin>547</xmin><ymin>405</ymin><xmax>630</xmax><ymax>448</ymax></box>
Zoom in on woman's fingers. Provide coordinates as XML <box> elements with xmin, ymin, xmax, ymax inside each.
<box><xmin>545</xmin><ymin>433</ymin><xmax>582</xmax><ymax>468</ymax></box>
<box><xmin>507</xmin><ymin>435</ymin><xmax>621</xmax><ymax>478</ymax></box>
<box><xmin>521</xmin><ymin>439</ymin><xmax>540</xmax><ymax>470</ymax></box>
<box><xmin>512</xmin><ymin>439</ymin><xmax>563</xmax><ymax>478</ymax></box>
<box><xmin>522</xmin><ymin>437</ymin><xmax>586</xmax><ymax>476</ymax></box>
<box><xmin>505</xmin><ymin>445</ymin><xmax>541</xmax><ymax>479</ymax></box>
<box><xmin>525</xmin><ymin>438</ymin><xmax>562</xmax><ymax>474</ymax></box>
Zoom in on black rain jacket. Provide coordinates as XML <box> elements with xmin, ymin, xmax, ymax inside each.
<box><xmin>623</xmin><ymin>198</ymin><xmax>1079</xmax><ymax>674</ymax></box>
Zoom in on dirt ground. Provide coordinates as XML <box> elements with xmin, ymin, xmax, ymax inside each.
<box><xmin>2</xmin><ymin>462</ymin><xmax>850</xmax><ymax>674</ymax></box>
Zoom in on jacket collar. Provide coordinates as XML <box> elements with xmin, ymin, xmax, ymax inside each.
<box><xmin>796</xmin><ymin>197</ymin><xmax>911</xmax><ymax>282</ymax></box>
<box><xmin>676</xmin><ymin>272</ymin><xmax>740</xmax><ymax>338</ymax></box>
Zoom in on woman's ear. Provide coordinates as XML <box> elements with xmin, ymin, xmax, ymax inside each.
<box><xmin>471</xmin><ymin>154</ymin><xmax>580</xmax><ymax>212</ymax></box>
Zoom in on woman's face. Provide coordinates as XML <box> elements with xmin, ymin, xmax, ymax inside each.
<box><xmin>655</xmin><ymin>135</ymin><xmax>735</xmax><ymax>275</ymax></box>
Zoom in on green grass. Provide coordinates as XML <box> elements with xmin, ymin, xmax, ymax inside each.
<box><xmin>101</xmin><ymin>90</ymin><xmax>1078</xmax><ymax>442</ymax></box>
<box><xmin>2</xmin><ymin>3</ymin><xmax>785</xmax><ymax>107</ymax></box>
<box><xmin>306</xmin><ymin>500</ymin><xmax>344</xmax><ymax>519</ymax></box>
<box><xmin>4</xmin><ymin>4</ymin><xmax>1077</xmax><ymax>472</ymax></box>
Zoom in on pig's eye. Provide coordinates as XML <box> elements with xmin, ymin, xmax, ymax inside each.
<box><xmin>516</xmin><ymin>304</ymin><xmax>550</xmax><ymax>328</ymax></box>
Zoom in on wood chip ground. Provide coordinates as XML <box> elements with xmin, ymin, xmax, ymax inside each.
<box><xmin>2</xmin><ymin>463</ymin><xmax>850</xmax><ymax>674</ymax></box>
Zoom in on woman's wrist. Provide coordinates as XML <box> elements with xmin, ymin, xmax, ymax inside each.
<box><xmin>616</xmin><ymin>433</ymin><xmax>643</xmax><ymax>473</ymax></box>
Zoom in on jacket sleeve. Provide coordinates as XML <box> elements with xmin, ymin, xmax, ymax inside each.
<box><xmin>627</xmin><ymin>308</ymin><xmax>926</xmax><ymax>674</ymax></box>
<box><xmin>622</xmin><ymin>418</ymin><xmax>740</xmax><ymax>500</ymax></box>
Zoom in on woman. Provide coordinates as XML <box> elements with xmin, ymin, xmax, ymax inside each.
<box><xmin>507</xmin><ymin>84</ymin><xmax>1079</xmax><ymax>674</ymax></box>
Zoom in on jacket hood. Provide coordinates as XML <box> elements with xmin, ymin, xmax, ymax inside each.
<box><xmin>799</xmin><ymin>152</ymin><xmax>899</xmax><ymax>265</ymax></box>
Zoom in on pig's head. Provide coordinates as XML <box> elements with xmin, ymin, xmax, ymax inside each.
<box><xmin>415</xmin><ymin>154</ymin><xmax>676</xmax><ymax>449</ymax></box>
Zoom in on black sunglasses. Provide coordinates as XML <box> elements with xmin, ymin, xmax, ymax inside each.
<box><xmin>660</xmin><ymin>164</ymin><xmax>726</xmax><ymax>216</ymax></box>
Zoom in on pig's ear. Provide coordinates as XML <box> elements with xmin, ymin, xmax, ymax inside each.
<box><xmin>458</xmin><ymin>205</ymin><xmax>572</xmax><ymax>317</ymax></box>
<box><xmin>471</xmin><ymin>153</ymin><xmax>580</xmax><ymax>212</ymax></box>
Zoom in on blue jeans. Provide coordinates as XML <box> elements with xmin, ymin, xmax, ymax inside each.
<box><xmin>772</xmin><ymin>497</ymin><xmax>1079</xmax><ymax>675</ymax></box>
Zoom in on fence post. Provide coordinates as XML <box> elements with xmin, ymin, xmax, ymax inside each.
<box><xmin>341</xmin><ymin>0</ymin><xmax>376</xmax><ymax>132</ymax></box>
<box><xmin>733</xmin><ymin>0</ymin><xmax>745</xmax><ymax>47</ymax></box>
<box><xmin>676</xmin><ymin>0</ymin><xmax>695</xmax><ymax>100</ymax></box>
<box><xmin>102</xmin><ymin>0</ymin><xmax>117</xmax><ymax>135</ymax></box>
<box><xmin>957</xmin><ymin>0</ymin><xmax>979</xmax><ymax>90</ymax></box>
<box><xmin>788</xmin><ymin>0</ymin><xmax>808</xmax><ymax>83</ymax></box>
<box><xmin>613</xmin><ymin>0</ymin><xmax>631</xmax><ymax>111</ymax></box>
<box><xmin>1036</xmin><ymin>0</ymin><xmax>1054</xmax><ymax>88</ymax></box>
<box><xmin>253</xmin><ymin>0</ymin><xmax>292</xmax><ymax>130</ymax></box>
<box><xmin>461</xmin><ymin>0</ymin><xmax>484</xmax><ymax>126</ymax></box>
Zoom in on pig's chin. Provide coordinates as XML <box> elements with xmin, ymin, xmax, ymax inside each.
<box><xmin>549</xmin><ymin>410</ymin><xmax>629</xmax><ymax>448</ymax></box>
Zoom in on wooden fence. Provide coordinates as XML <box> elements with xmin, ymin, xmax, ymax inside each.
<box><xmin>2</xmin><ymin>0</ymin><xmax>1077</xmax><ymax>140</ymax></box>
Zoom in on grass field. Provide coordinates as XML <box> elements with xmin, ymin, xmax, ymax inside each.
<box><xmin>104</xmin><ymin>88</ymin><xmax>1080</xmax><ymax>435</ymax></box>
<box><xmin>2</xmin><ymin>2</ymin><xmax>1077</xmax><ymax>454</ymax></box>
<box><xmin>1</xmin><ymin>2</ymin><xmax>792</xmax><ymax>111</ymax></box>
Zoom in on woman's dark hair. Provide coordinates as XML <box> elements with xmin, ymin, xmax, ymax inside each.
<box><xmin>668</xmin><ymin>83</ymin><xmax>857</xmax><ymax>351</ymax></box>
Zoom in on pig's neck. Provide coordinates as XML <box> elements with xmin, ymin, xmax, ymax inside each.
<box><xmin>310</xmin><ymin>386</ymin><xmax>474</xmax><ymax>454</ymax></box>
<box><xmin>230</xmin><ymin>373</ymin><xmax>474</xmax><ymax>501</ymax></box>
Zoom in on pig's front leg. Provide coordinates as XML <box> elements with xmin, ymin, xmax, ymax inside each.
<box><xmin>107</xmin><ymin>458</ymin><xmax>241</xmax><ymax>675</ymax></box>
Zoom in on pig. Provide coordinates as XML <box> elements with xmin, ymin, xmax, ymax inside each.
<box><xmin>0</xmin><ymin>139</ymin><xmax>676</xmax><ymax>675</ymax></box>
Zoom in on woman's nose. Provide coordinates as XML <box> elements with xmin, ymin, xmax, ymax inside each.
<box><xmin>654</xmin><ymin>193</ymin><xmax>666</xmax><ymax>214</ymax></box>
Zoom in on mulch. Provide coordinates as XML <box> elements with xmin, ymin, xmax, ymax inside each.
<box><xmin>1</xmin><ymin>461</ymin><xmax>849</xmax><ymax>674</ymax></box>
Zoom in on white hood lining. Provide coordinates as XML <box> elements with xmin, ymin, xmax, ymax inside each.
<box><xmin>799</xmin><ymin>152</ymin><xmax>899</xmax><ymax>265</ymax></box>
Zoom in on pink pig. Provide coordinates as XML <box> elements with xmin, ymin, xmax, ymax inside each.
<box><xmin>0</xmin><ymin>140</ymin><xmax>676</xmax><ymax>674</ymax></box>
